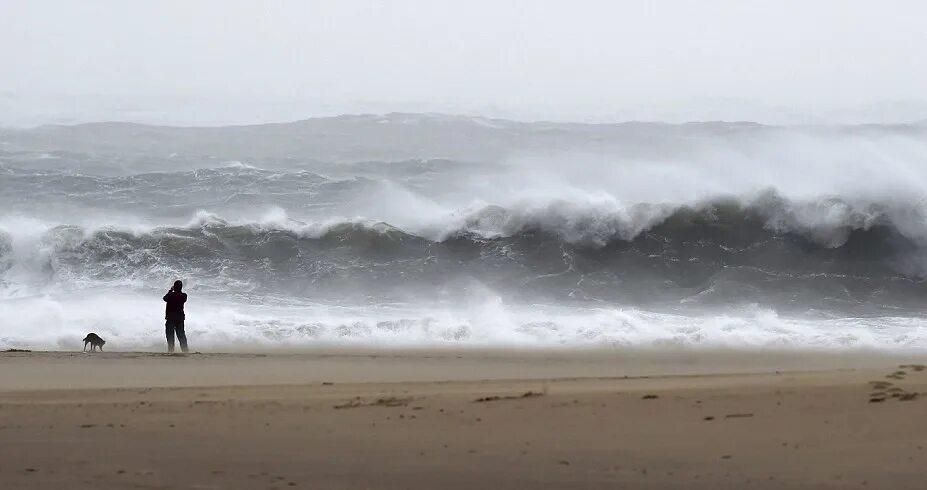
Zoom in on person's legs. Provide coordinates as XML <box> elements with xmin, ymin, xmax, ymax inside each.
<box><xmin>175</xmin><ymin>320</ymin><xmax>188</xmax><ymax>353</ymax></box>
<box><xmin>165</xmin><ymin>320</ymin><xmax>175</xmax><ymax>353</ymax></box>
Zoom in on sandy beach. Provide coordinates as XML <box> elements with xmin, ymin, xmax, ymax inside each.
<box><xmin>1</xmin><ymin>349</ymin><xmax>926</xmax><ymax>489</ymax></box>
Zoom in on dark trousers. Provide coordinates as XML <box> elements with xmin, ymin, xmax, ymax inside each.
<box><xmin>165</xmin><ymin>318</ymin><xmax>188</xmax><ymax>353</ymax></box>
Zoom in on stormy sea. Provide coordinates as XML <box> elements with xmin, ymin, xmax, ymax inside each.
<box><xmin>2</xmin><ymin>113</ymin><xmax>927</xmax><ymax>351</ymax></box>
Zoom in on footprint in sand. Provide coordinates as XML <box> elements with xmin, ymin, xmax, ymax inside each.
<box><xmin>869</xmin><ymin>371</ymin><xmax>922</xmax><ymax>402</ymax></box>
<box><xmin>886</xmin><ymin>371</ymin><xmax>907</xmax><ymax>380</ymax></box>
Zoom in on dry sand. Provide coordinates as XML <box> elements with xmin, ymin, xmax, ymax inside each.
<box><xmin>1</xmin><ymin>348</ymin><xmax>926</xmax><ymax>489</ymax></box>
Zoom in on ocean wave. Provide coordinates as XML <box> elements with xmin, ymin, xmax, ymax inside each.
<box><xmin>165</xmin><ymin>190</ymin><xmax>927</xmax><ymax>248</ymax></box>
<box><xmin>1</xmin><ymin>190</ymin><xmax>925</xmax><ymax>313</ymax></box>
<box><xmin>0</xmin><ymin>192</ymin><xmax>916</xmax><ymax>256</ymax></box>
<box><xmin>1</xmin><ymin>191</ymin><xmax>923</xmax><ymax>268</ymax></box>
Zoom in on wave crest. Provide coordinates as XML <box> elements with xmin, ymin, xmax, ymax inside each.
<box><xmin>2</xmin><ymin>191</ymin><xmax>925</xmax><ymax>312</ymax></box>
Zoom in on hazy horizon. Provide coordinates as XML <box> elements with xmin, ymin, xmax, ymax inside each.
<box><xmin>4</xmin><ymin>0</ymin><xmax>927</xmax><ymax>127</ymax></box>
<box><xmin>2</xmin><ymin>93</ymin><xmax>927</xmax><ymax>129</ymax></box>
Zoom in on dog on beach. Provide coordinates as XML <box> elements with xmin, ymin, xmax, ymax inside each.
<box><xmin>82</xmin><ymin>333</ymin><xmax>106</xmax><ymax>352</ymax></box>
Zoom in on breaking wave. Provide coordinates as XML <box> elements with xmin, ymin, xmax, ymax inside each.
<box><xmin>2</xmin><ymin>191</ymin><xmax>926</xmax><ymax>315</ymax></box>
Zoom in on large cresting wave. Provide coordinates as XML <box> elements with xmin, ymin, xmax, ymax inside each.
<box><xmin>2</xmin><ymin>191</ymin><xmax>925</xmax><ymax>313</ymax></box>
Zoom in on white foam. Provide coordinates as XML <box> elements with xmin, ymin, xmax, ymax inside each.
<box><xmin>2</xmin><ymin>290</ymin><xmax>927</xmax><ymax>352</ymax></box>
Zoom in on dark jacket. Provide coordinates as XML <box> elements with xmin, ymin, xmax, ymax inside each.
<box><xmin>163</xmin><ymin>290</ymin><xmax>187</xmax><ymax>320</ymax></box>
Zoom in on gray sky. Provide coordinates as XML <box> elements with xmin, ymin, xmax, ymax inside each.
<box><xmin>2</xmin><ymin>0</ymin><xmax>926</xmax><ymax>125</ymax></box>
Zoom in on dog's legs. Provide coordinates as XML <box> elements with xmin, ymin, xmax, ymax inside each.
<box><xmin>83</xmin><ymin>342</ymin><xmax>88</xmax><ymax>352</ymax></box>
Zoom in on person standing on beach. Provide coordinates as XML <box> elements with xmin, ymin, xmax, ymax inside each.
<box><xmin>163</xmin><ymin>280</ymin><xmax>189</xmax><ymax>353</ymax></box>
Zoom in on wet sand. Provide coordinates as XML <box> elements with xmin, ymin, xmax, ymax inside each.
<box><xmin>1</xmin><ymin>349</ymin><xmax>926</xmax><ymax>489</ymax></box>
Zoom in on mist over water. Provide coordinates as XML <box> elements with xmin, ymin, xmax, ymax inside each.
<box><xmin>2</xmin><ymin>114</ymin><xmax>927</xmax><ymax>351</ymax></box>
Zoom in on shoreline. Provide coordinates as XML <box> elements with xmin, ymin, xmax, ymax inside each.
<box><xmin>0</xmin><ymin>347</ymin><xmax>916</xmax><ymax>391</ymax></box>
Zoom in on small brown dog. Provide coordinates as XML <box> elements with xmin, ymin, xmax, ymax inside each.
<box><xmin>82</xmin><ymin>333</ymin><xmax>106</xmax><ymax>352</ymax></box>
